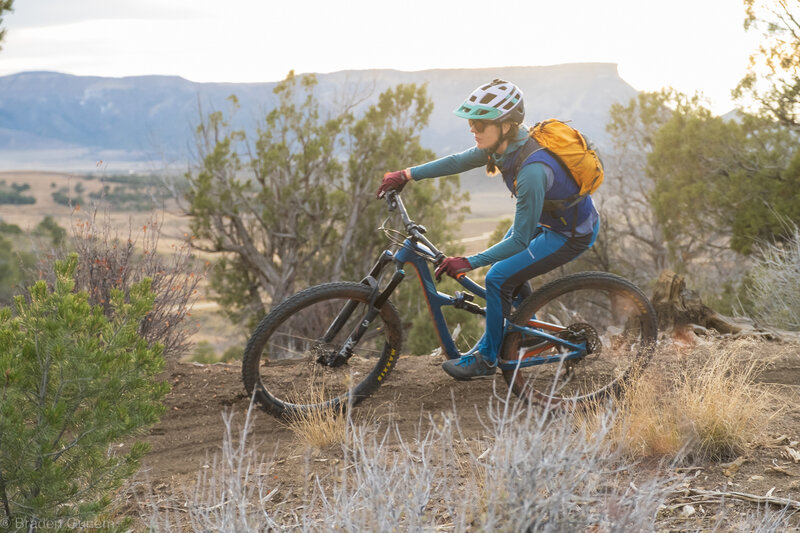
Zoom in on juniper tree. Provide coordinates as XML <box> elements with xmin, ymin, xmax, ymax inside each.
<box><xmin>0</xmin><ymin>254</ymin><xmax>169</xmax><ymax>530</ymax></box>
<box><xmin>184</xmin><ymin>71</ymin><xmax>467</xmax><ymax>328</ymax></box>
<box><xmin>0</xmin><ymin>0</ymin><xmax>13</xmax><ymax>51</ymax></box>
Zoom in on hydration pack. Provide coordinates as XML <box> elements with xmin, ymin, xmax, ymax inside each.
<box><xmin>512</xmin><ymin>119</ymin><xmax>604</xmax><ymax>211</ymax></box>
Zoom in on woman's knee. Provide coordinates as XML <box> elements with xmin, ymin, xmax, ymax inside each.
<box><xmin>485</xmin><ymin>267</ymin><xmax>506</xmax><ymax>291</ymax></box>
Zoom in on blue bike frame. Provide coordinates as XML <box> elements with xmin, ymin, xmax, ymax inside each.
<box><xmin>354</xmin><ymin>191</ymin><xmax>588</xmax><ymax>372</ymax></box>
<box><xmin>366</xmin><ymin>237</ymin><xmax>587</xmax><ymax>371</ymax></box>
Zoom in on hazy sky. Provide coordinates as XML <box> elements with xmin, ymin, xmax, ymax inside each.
<box><xmin>0</xmin><ymin>0</ymin><xmax>758</xmax><ymax>114</ymax></box>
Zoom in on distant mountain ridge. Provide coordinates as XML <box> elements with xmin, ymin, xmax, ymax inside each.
<box><xmin>0</xmin><ymin>64</ymin><xmax>637</xmax><ymax>171</ymax></box>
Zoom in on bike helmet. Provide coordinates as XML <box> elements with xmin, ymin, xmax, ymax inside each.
<box><xmin>453</xmin><ymin>79</ymin><xmax>525</xmax><ymax>124</ymax></box>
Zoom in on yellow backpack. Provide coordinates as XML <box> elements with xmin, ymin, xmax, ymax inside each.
<box><xmin>528</xmin><ymin>118</ymin><xmax>604</xmax><ymax>197</ymax></box>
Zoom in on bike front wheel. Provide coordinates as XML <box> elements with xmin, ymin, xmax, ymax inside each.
<box><xmin>500</xmin><ymin>272</ymin><xmax>658</xmax><ymax>408</ymax></box>
<box><xmin>242</xmin><ymin>282</ymin><xmax>403</xmax><ymax>418</ymax></box>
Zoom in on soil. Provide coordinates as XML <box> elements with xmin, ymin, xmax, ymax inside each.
<box><xmin>129</xmin><ymin>337</ymin><xmax>800</xmax><ymax>531</ymax></box>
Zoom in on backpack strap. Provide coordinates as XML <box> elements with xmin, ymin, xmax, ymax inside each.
<box><xmin>512</xmin><ymin>134</ymin><xmax>587</xmax><ymax>236</ymax></box>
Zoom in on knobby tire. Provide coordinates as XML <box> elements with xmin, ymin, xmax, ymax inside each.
<box><xmin>242</xmin><ymin>282</ymin><xmax>403</xmax><ymax>418</ymax></box>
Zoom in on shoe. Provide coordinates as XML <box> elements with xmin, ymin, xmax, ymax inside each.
<box><xmin>442</xmin><ymin>352</ymin><xmax>497</xmax><ymax>381</ymax></box>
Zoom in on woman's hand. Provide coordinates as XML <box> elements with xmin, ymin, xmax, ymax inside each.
<box><xmin>435</xmin><ymin>257</ymin><xmax>472</xmax><ymax>281</ymax></box>
<box><xmin>376</xmin><ymin>169</ymin><xmax>411</xmax><ymax>198</ymax></box>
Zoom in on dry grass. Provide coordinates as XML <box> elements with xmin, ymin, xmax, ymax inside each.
<box><xmin>284</xmin><ymin>402</ymin><xmax>349</xmax><ymax>450</ymax></box>
<box><xmin>678</xmin><ymin>347</ymin><xmax>771</xmax><ymax>460</ymax></box>
<box><xmin>582</xmin><ymin>338</ymin><xmax>775</xmax><ymax>462</ymax></box>
<box><xmin>282</xmin><ymin>380</ymin><xmax>351</xmax><ymax>449</ymax></box>
<box><xmin>143</xmin><ymin>374</ymin><xmax>799</xmax><ymax>531</ymax></box>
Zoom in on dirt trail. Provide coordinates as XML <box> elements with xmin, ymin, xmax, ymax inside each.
<box><xmin>136</xmin><ymin>343</ymin><xmax>800</xmax><ymax>529</ymax></box>
<box><xmin>139</xmin><ymin>354</ymin><xmax>503</xmax><ymax>487</ymax></box>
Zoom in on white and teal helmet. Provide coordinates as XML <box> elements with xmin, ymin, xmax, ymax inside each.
<box><xmin>453</xmin><ymin>79</ymin><xmax>525</xmax><ymax>123</ymax></box>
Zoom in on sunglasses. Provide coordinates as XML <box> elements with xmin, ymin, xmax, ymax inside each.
<box><xmin>468</xmin><ymin>119</ymin><xmax>493</xmax><ymax>133</ymax></box>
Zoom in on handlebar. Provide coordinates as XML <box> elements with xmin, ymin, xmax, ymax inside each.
<box><xmin>384</xmin><ymin>190</ymin><xmax>446</xmax><ymax>264</ymax></box>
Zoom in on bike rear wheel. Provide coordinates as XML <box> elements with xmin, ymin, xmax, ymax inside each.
<box><xmin>501</xmin><ymin>272</ymin><xmax>658</xmax><ymax>408</ymax></box>
<box><xmin>242</xmin><ymin>282</ymin><xmax>403</xmax><ymax>418</ymax></box>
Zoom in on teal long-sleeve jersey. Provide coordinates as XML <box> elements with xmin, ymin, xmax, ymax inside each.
<box><xmin>408</xmin><ymin>128</ymin><xmax>546</xmax><ymax>269</ymax></box>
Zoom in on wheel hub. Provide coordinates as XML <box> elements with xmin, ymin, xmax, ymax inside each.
<box><xmin>312</xmin><ymin>342</ymin><xmax>348</xmax><ymax>367</ymax></box>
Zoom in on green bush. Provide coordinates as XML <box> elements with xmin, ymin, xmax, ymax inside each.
<box><xmin>88</xmin><ymin>184</ymin><xmax>157</xmax><ymax>211</ymax></box>
<box><xmin>0</xmin><ymin>235</ymin><xmax>35</xmax><ymax>306</ymax></box>
<box><xmin>0</xmin><ymin>222</ymin><xmax>22</xmax><ymax>234</ymax></box>
<box><xmin>192</xmin><ymin>340</ymin><xmax>218</xmax><ymax>363</ymax></box>
<box><xmin>33</xmin><ymin>215</ymin><xmax>67</xmax><ymax>247</ymax></box>
<box><xmin>222</xmin><ymin>345</ymin><xmax>244</xmax><ymax>362</ymax></box>
<box><xmin>0</xmin><ymin>253</ymin><xmax>169</xmax><ymax>530</ymax></box>
<box><xmin>51</xmin><ymin>187</ymin><xmax>82</xmax><ymax>207</ymax></box>
<box><xmin>0</xmin><ymin>180</ymin><xmax>35</xmax><ymax>205</ymax></box>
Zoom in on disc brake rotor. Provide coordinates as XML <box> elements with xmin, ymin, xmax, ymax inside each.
<box><xmin>558</xmin><ymin>322</ymin><xmax>601</xmax><ymax>376</ymax></box>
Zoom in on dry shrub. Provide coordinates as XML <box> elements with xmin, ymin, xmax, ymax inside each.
<box><xmin>147</xmin><ymin>399</ymin><xmax>284</xmax><ymax>531</ymax></box>
<box><xmin>281</xmin><ymin>376</ymin><xmax>357</xmax><ymax>448</ymax></box>
<box><xmin>586</xmin><ymin>338</ymin><xmax>775</xmax><ymax>461</ymax></box>
<box><xmin>145</xmin><ymin>386</ymin><xmax>799</xmax><ymax>532</ymax></box>
<box><xmin>284</xmin><ymin>400</ymin><xmax>348</xmax><ymax>449</ymax></box>
<box><xmin>145</xmin><ymin>393</ymin><xmax>679</xmax><ymax>531</ymax></box>
<box><xmin>600</xmin><ymin>374</ymin><xmax>686</xmax><ymax>458</ymax></box>
<box><xmin>35</xmin><ymin>208</ymin><xmax>204</xmax><ymax>359</ymax></box>
<box><xmin>678</xmin><ymin>345</ymin><xmax>770</xmax><ymax>460</ymax></box>
<box><xmin>747</xmin><ymin>223</ymin><xmax>800</xmax><ymax>331</ymax></box>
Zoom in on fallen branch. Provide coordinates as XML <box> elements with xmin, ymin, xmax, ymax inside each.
<box><xmin>683</xmin><ymin>488</ymin><xmax>800</xmax><ymax>510</ymax></box>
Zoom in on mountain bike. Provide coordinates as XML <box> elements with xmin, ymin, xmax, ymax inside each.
<box><xmin>242</xmin><ymin>190</ymin><xmax>658</xmax><ymax>418</ymax></box>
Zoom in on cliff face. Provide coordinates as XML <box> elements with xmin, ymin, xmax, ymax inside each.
<box><xmin>0</xmin><ymin>64</ymin><xmax>636</xmax><ymax>169</ymax></box>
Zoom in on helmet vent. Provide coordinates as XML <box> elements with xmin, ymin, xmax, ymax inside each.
<box><xmin>480</xmin><ymin>93</ymin><xmax>494</xmax><ymax>104</ymax></box>
<box><xmin>469</xmin><ymin>95</ymin><xmax>477</xmax><ymax>102</ymax></box>
<box><xmin>503</xmin><ymin>101</ymin><xmax>515</xmax><ymax>110</ymax></box>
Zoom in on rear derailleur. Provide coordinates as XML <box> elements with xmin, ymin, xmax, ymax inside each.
<box><xmin>557</xmin><ymin>322</ymin><xmax>601</xmax><ymax>377</ymax></box>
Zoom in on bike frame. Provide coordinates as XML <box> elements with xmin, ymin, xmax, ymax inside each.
<box><xmin>343</xmin><ymin>192</ymin><xmax>589</xmax><ymax>372</ymax></box>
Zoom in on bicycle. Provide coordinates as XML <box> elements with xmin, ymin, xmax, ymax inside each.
<box><xmin>242</xmin><ymin>190</ymin><xmax>658</xmax><ymax>418</ymax></box>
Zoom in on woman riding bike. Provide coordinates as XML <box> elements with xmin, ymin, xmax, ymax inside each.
<box><xmin>376</xmin><ymin>79</ymin><xmax>600</xmax><ymax>380</ymax></box>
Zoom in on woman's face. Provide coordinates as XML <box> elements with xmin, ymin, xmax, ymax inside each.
<box><xmin>469</xmin><ymin>119</ymin><xmax>502</xmax><ymax>150</ymax></box>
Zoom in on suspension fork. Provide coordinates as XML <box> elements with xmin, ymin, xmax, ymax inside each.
<box><xmin>320</xmin><ymin>251</ymin><xmax>406</xmax><ymax>366</ymax></box>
